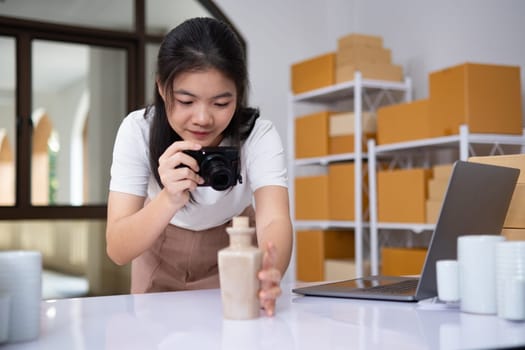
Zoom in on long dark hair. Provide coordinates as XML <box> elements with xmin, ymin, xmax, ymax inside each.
<box><xmin>146</xmin><ymin>17</ymin><xmax>259</xmax><ymax>187</ymax></box>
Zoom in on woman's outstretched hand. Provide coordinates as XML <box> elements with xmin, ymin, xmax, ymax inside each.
<box><xmin>258</xmin><ymin>241</ymin><xmax>282</xmax><ymax>316</ymax></box>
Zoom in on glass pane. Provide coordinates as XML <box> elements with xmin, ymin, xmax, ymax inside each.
<box><xmin>146</xmin><ymin>0</ymin><xmax>212</xmax><ymax>35</ymax></box>
<box><xmin>145</xmin><ymin>43</ymin><xmax>160</xmax><ymax>105</ymax></box>
<box><xmin>0</xmin><ymin>36</ymin><xmax>16</xmax><ymax>206</ymax></box>
<box><xmin>0</xmin><ymin>0</ymin><xmax>133</xmax><ymax>31</ymax></box>
<box><xmin>0</xmin><ymin>219</ymin><xmax>131</xmax><ymax>299</ymax></box>
<box><xmin>32</xmin><ymin>40</ymin><xmax>127</xmax><ymax>206</ymax></box>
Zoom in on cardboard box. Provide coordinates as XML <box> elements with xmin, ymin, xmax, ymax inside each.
<box><xmin>324</xmin><ymin>259</ymin><xmax>371</xmax><ymax>281</ymax></box>
<box><xmin>469</xmin><ymin>154</ymin><xmax>525</xmax><ymax>183</ymax></box>
<box><xmin>336</xmin><ymin>62</ymin><xmax>403</xmax><ymax>83</ymax></box>
<box><xmin>336</xmin><ymin>46</ymin><xmax>391</xmax><ymax>66</ymax></box>
<box><xmin>425</xmin><ymin>199</ymin><xmax>442</xmax><ymax>224</ymax></box>
<box><xmin>429</xmin><ymin>63</ymin><xmax>523</xmax><ymax>135</ymax></box>
<box><xmin>295</xmin><ymin>175</ymin><xmax>329</xmax><ymax>220</ymax></box>
<box><xmin>328</xmin><ymin>133</ymin><xmax>375</xmax><ymax>155</ymax></box>
<box><xmin>377</xmin><ymin>99</ymin><xmax>433</xmax><ymax>144</ymax></box>
<box><xmin>378</xmin><ymin>168</ymin><xmax>431</xmax><ymax>223</ymax></box>
<box><xmin>504</xmin><ymin>183</ymin><xmax>525</xmax><ymax>228</ymax></box>
<box><xmin>428</xmin><ymin>178</ymin><xmax>448</xmax><ymax>200</ymax></box>
<box><xmin>329</xmin><ymin>111</ymin><xmax>376</xmax><ymax>135</ymax></box>
<box><xmin>296</xmin><ymin>230</ymin><xmax>354</xmax><ymax>281</ymax></box>
<box><xmin>295</xmin><ymin>111</ymin><xmax>329</xmax><ymax>158</ymax></box>
<box><xmin>291</xmin><ymin>52</ymin><xmax>335</xmax><ymax>94</ymax></box>
<box><xmin>432</xmin><ymin>163</ymin><xmax>454</xmax><ymax>180</ymax></box>
<box><xmin>328</xmin><ymin>163</ymin><xmax>368</xmax><ymax>221</ymax></box>
<box><xmin>337</xmin><ymin>33</ymin><xmax>383</xmax><ymax>49</ymax></box>
<box><xmin>381</xmin><ymin>247</ymin><xmax>427</xmax><ymax>276</ymax></box>
<box><xmin>501</xmin><ymin>228</ymin><xmax>525</xmax><ymax>241</ymax></box>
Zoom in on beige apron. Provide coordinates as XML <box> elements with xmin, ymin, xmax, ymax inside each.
<box><xmin>131</xmin><ymin>206</ymin><xmax>255</xmax><ymax>293</ymax></box>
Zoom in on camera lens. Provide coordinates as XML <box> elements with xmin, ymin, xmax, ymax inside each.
<box><xmin>201</xmin><ymin>155</ymin><xmax>234</xmax><ymax>191</ymax></box>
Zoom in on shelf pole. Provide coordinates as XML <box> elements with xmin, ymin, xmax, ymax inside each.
<box><xmin>459</xmin><ymin>124</ymin><xmax>469</xmax><ymax>160</ymax></box>
<box><xmin>368</xmin><ymin>139</ymin><xmax>379</xmax><ymax>275</ymax></box>
<box><xmin>354</xmin><ymin>71</ymin><xmax>363</xmax><ymax>278</ymax></box>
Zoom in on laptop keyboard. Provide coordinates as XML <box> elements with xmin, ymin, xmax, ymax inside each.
<box><xmin>360</xmin><ymin>279</ymin><xmax>418</xmax><ymax>295</ymax></box>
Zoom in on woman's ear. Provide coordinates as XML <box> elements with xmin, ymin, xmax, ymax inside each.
<box><xmin>156</xmin><ymin>78</ymin><xmax>166</xmax><ymax>101</ymax></box>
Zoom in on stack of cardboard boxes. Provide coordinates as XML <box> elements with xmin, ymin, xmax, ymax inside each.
<box><xmin>295</xmin><ymin>161</ymin><xmax>367</xmax><ymax>281</ymax></box>
<box><xmin>335</xmin><ymin>34</ymin><xmax>403</xmax><ymax>84</ymax></box>
<box><xmin>291</xmin><ymin>33</ymin><xmax>404</xmax><ymax>95</ymax></box>
<box><xmin>376</xmin><ymin>62</ymin><xmax>523</xmax><ymax>144</ymax></box>
<box><xmin>375</xmin><ymin>62</ymin><xmax>523</xmax><ymax>276</ymax></box>
<box><xmin>425</xmin><ymin>164</ymin><xmax>454</xmax><ymax>224</ymax></box>
<box><xmin>469</xmin><ymin>155</ymin><xmax>525</xmax><ymax>241</ymax></box>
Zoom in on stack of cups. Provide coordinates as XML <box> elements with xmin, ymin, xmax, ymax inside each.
<box><xmin>0</xmin><ymin>251</ymin><xmax>42</xmax><ymax>344</ymax></box>
<box><xmin>457</xmin><ymin>235</ymin><xmax>504</xmax><ymax>315</ymax></box>
<box><xmin>436</xmin><ymin>235</ymin><xmax>525</xmax><ymax>321</ymax></box>
<box><xmin>496</xmin><ymin>241</ymin><xmax>525</xmax><ymax>321</ymax></box>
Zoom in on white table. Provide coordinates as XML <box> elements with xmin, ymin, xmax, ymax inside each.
<box><xmin>4</xmin><ymin>285</ymin><xmax>525</xmax><ymax>350</ymax></box>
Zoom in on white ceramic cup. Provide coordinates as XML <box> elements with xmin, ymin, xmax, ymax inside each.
<box><xmin>0</xmin><ymin>292</ymin><xmax>10</xmax><ymax>344</ymax></box>
<box><xmin>500</xmin><ymin>278</ymin><xmax>525</xmax><ymax>321</ymax></box>
<box><xmin>496</xmin><ymin>241</ymin><xmax>525</xmax><ymax>319</ymax></box>
<box><xmin>436</xmin><ymin>260</ymin><xmax>459</xmax><ymax>302</ymax></box>
<box><xmin>457</xmin><ymin>235</ymin><xmax>504</xmax><ymax>314</ymax></box>
<box><xmin>0</xmin><ymin>251</ymin><xmax>42</xmax><ymax>343</ymax></box>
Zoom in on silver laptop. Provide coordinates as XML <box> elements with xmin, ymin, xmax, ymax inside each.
<box><xmin>292</xmin><ymin>160</ymin><xmax>520</xmax><ymax>301</ymax></box>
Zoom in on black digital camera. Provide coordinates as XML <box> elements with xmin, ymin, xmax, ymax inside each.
<box><xmin>183</xmin><ymin>146</ymin><xmax>242</xmax><ymax>191</ymax></box>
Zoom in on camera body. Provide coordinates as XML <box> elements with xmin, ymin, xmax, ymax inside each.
<box><xmin>183</xmin><ymin>146</ymin><xmax>242</xmax><ymax>191</ymax></box>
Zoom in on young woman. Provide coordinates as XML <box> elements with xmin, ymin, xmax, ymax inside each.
<box><xmin>106</xmin><ymin>17</ymin><xmax>292</xmax><ymax>316</ymax></box>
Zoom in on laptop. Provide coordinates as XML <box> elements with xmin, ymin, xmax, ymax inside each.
<box><xmin>292</xmin><ymin>160</ymin><xmax>520</xmax><ymax>301</ymax></box>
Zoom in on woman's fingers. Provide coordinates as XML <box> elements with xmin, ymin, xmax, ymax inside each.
<box><xmin>258</xmin><ymin>242</ymin><xmax>281</xmax><ymax>317</ymax></box>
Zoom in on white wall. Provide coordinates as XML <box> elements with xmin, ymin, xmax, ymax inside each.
<box><xmin>215</xmin><ymin>0</ymin><xmax>525</xmax><ymax>146</ymax></box>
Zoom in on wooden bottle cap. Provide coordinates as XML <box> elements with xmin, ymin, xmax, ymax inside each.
<box><xmin>232</xmin><ymin>216</ymin><xmax>249</xmax><ymax>229</ymax></box>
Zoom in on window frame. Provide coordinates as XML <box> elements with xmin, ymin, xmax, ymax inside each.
<box><xmin>0</xmin><ymin>0</ymin><xmax>244</xmax><ymax>219</ymax></box>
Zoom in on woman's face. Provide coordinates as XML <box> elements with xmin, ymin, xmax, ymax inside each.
<box><xmin>160</xmin><ymin>68</ymin><xmax>237</xmax><ymax>147</ymax></box>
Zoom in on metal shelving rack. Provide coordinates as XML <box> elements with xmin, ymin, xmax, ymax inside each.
<box><xmin>287</xmin><ymin>72</ymin><xmax>412</xmax><ymax>280</ymax></box>
<box><xmin>367</xmin><ymin>125</ymin><xmax>525</xmax><ymax>275</ymax></box>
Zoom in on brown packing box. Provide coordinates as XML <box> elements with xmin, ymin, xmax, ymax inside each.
<box><xmin>295</xmin><ymin>111</ymin><xmax>329</xmax><ymax>158</ymax></box>
<box><xmin>377</xmin><ymin>99</ymin><xmax>433</xmax><ymax>144</ymax></box>
<box><xmin>432</xmin><ymin>163</ymin><xmax>454</xmax><ymax>180</ymax></box>
<box><xmin>501</xmin><ymin>228</ymin><xmax>525</xmax><ymax>241</ymax></box>
<box><xmin>428</xmin><ymin>178</ymin><xmax>448</xmax><ymax>200</ymax></box>
<box><xmin>338</xmin><ymin>33</ymin><xmax>383</xmax><ymax>49</ymax></box>
<box><xmin>324</xmin><ymin>259</ymin><xmax>371</xmax><ymax>281</ymax></box>
<box><xmin>469</xmin><ymin>154</ymin><xmax>525</xmax><ymax>183</ymax></box>
<box><xmin>425</xmin><ymin>199</ymin><xmax>442</xmax><ymax>224</ymax></box>
<box><xmin>329</xmin><ymin>111</ymin><xmax>377</xmax><ymax>135</ymax></box>
<box><xmin>467</xmin><ymin>155</ymin><xmax>525</xmax><ymax>228</ymax></box>
<box><xmin>378</xmin><ymin>168</ymin><xmax>431</xmax><ymax>223</ymax></box>
<box><xmin>336</xmin><ymin>62</ymin><xmax>403</xmax><ymax>83</ymax></box>
<box><xmin>296</xmin><ymin>230</ymin><xmax>354</xmax><ymax>282</ymax></box>
<box><xmin>295</xmin><ymin>175</ymin><xmax>329</xmax><ymax>220</ymax></box>
<box><xmin>328</xmin><ymin>133</ymin><xmax>375</xmax><ymax>155</ymax></box>
<box><xmin>328</xmin><ymin>163</ymin><xmax>368</xmax><ymax>221</ymax></box>
<box><xmin>504</xmin><ymin>183</ymin><xmax>525</xmax><ymax>228</ymax></box>
<box><xmin>381</xmin><ymin>247</ymin><xmax>427</xmax><ymax>276</ymax></box>
<box><xmin>291</xmin><ymin>52</ymin><xmax>336</xmax><ymax>94</ymax></box>
<box><xmin>336</xmin><ymin>46</ymin><xmax>392</xmax><ymax>66</ymax></box>
<box><xmin>429</xmin><ymin>63</ymin><xmax>523</xmax><ymax>136</ymax></box>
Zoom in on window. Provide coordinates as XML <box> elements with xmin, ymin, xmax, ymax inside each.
<box><xmin>0</xmin><ymin>0</ymin><xmax>243</xmax><ymax>219</ymax></box>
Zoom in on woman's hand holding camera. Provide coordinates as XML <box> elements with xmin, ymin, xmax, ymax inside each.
<box><xmin>158</xmin><ymin>141</ymin><xmax>204</xmax><ymax>208</ymax></box>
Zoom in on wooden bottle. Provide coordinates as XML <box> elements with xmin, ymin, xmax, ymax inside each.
<box><xmin>218</xmin><ymin>216</ymin><xmax>262</xmax><ymax>319</ymax></box>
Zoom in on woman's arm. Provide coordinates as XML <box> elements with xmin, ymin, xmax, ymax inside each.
<box><xmin>253</xmin><ymin>185</ymin><xmax>293</xmax><ymax>315</ymax></box>
<box><xmin>254</xmin><ymin>185</ymin><xmax>293</xmax><ymax>274</ymax></box>
<box><xmin>106</xmin><ymin>189</ymin><xmax>181</xmax><ymax>265</ymax></box>
<box><xmin>106</xmin><ymin>141</ymin><xmax>203</xmax><ymax>265</ymax></box>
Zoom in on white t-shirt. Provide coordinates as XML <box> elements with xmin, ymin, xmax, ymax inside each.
<box><xmin>109</xmin><ymin>108</ymin><xmax>288</xmax><ymax>230</ymax></box>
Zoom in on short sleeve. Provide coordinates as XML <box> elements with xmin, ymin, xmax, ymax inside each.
<box><xmin>109</xmin><ymin>110</ymin><xmax>152</xmax><ymax>197</ymax></box>
<box><xmin>243</xmin><ymin>119</ymin><xmax>288</xmax><ymax>191</ymax></box>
